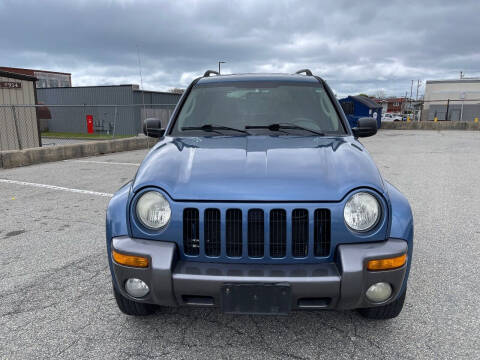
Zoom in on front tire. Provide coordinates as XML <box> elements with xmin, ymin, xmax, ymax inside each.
<box><xmin>113</xmin><ymin>285</ymin><xmax>156</xmax><ymax>316</ymax></box>
<box><xmin>357</xmin><ymin>288</ymin><xmax>406</xmax><ymax>319</ymax></box>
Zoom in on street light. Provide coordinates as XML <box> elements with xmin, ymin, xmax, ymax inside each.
<box><xmin>218</xmin><ymin>61</ymin><xmax>226</xmax><ymax>74</ymax></box>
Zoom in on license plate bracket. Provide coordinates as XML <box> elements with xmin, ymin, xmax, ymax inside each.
<box><xmin>221</xmin><ymin>283</ymin><xmax>291</xmax><ymax>315</ymax></box>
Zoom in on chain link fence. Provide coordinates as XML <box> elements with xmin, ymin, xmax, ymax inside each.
<box><xmin>0</xmin><ymin>104</ymin><xmax>176</xmax><ymax>151</ymax></box>
<box><xmin>0</xmin><ymin>105</ymin><xmax>40</xmax><ymax>151</ymax></box>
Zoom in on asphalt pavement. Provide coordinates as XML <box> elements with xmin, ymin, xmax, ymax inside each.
<box><xmin>0</xmin><ymin>130</ymin><xmax>479</xmax><ymax>359</ymax></box>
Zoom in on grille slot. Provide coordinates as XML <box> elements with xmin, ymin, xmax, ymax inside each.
<box><xmin>292</xmin><ymin>209</ymin><xmax>309</xmax><ymax>257</ymax></box>
<box><xmin>226</xmin><ymin>209</ymin><xmax>242</xmax><ymax>257</ymax></box>
<box><xmin>270</xmin><ymin>209</ymin><xmax>286</xmax><ymax>258</ymax></box>
<box><xmin>204</xmin><ymin>208</ymin><xmax>221</xmax><ymax>257</ymax></box>
<box><xmin>183</xmin><ymin>208</ymin><xmax>199</xmax><ymax>256</ymax></box>
<box><xmin>248</xmin><ymin>209</ymin><xmax>264</xmax><ymax>258</ymax></box>
<box><xmin>314</xmin><ymin>209</ymin><xmax>331</xmax><ymax>257</ymax></box>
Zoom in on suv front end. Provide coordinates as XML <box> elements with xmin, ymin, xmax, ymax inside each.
<box><xmin>106</xmin><ymin>70</ymin><xmax>413</xmax><ymax>319</ymax></box>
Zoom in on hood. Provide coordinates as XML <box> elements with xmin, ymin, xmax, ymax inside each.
<box><xmin>132</xmin><ymin>136</ymin><xmax>385</xmax><ymax>201</ymax></box>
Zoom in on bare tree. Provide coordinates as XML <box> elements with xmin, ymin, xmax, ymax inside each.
<box><xmin>169</xmin><ymin>88</ymin><xmax>185</xmax><ymax>94</ymax></box>
<box><xmin>372</xmin><ymin>90</ymin><xmax>386</xmax><ymax>99</ymax></box>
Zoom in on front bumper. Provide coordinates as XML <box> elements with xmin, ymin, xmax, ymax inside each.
<box><xmin>111</xmin><ymin>237</ymin><xmax>408</xmax><ymax>311</ymax></box>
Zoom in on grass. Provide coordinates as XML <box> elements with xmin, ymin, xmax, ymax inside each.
<box><xmin>41</xmin><ymin>131</ymin><xmax>133</xmax><ymax>140</ymax></box>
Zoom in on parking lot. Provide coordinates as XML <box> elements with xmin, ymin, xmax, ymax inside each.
<box><xmin>1</xmin><ymin>129</ymin><xmax>479</xmax><ymax>359</ymax></box>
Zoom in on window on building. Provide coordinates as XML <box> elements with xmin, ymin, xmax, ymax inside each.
<box><xmin>49</xmin><ymin>79</ymin><xmax>59</xmax><ymax>87</ymax></box>
<box><xmin>37</xmin><ymin>79</ymin><xmax>48</xmax><ymax>88</ymax></box>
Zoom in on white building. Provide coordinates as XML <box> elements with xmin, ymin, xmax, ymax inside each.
<box><xmin>423</xmin><ymin>78</ymin><xmax>480</xmax><ymax>121</ymax></box>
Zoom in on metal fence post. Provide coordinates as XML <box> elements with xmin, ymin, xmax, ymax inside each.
<box><xmin>11</xmin><ymin>105</ymin><xmax>22</xmax><ymax>150</ymax></box>
<box><xmin>112</xmin><ymin>105</ymin><xmax>118</xmax><ymax>138</ymax></box>
<box><xmin>445</xmin><ymin>99</ymin><xmax>450</xmax><ymax>121</ymax></box>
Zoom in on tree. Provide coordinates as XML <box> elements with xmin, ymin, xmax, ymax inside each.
<box><xmin>169</xmin><ymin>88</ymin><xmax>185</xmax><ymax>94</ymax></box>
<box><xmin>372</xmin><ymin>90</ymin><xmax>386</xmax><ymax>99</ymax></box>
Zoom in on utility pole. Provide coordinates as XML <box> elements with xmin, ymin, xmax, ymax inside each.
<box><xmin>218</xmin><ymin>61</ymin><xmax>226</xmax><ymax>74</ymax></box>
<box><xmin>415</xmin><ymin>80</ymin><xmax>422</xmax><ymax>121</ymax></box>
<box><xmin>409</xmin><ymin>80</ymin><xmax>413</xmax><ymax>117</ymax></box>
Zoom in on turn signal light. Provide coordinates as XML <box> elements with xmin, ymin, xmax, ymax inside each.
<box><xmin>112</xmin><ymin>250</ymin><xmax>149</xmax><ymax>268</ymax></box>
<box><xmin>367</xmin><ymin>254</ymin><xmax>407</xmax><ymax>271</ymax></box>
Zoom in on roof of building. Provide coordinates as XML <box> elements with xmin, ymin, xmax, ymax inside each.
<box><xmin>348</xmin><ymin>95</ymin><xmax>382</xmax><ymax>109</ymax></box>
<box><xmin>0</xmin><ymin>69</ymin><xmax>37</xmax><ymax>82</ymax></box>
<box><xmin>0</xmin><ymin>66</ymin><xmax>71</xmax><ymax>76</ymax></box>
<box><xmin>197</xmin><ymin>73</ymin><xmax>320</xmax><ymax>85</ymax></box>
<box><xmin>36</xmin><ymin>84</ymin><xmax>180</xmax><ymax>96</ymax></box>
<box><xmin>426</xmin><ymin>78</ymin><xmax>480</xmax><ymax>84</ymax></box>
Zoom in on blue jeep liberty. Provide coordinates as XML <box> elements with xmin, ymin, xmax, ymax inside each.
<box><xmin>106</xmin><ymin>69</ymin><xmax>413</xmax><ymax>319</ymax></box>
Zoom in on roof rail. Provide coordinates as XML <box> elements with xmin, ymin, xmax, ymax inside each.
<box><xmin>295</xmin><ymin>69</ymin><xmax>313</xmax><ymax>76</ymax></box>
<box><xmin>203</xmin><ymin>70</ymin><xmax>220</xmax><ymax>77</ymax></box>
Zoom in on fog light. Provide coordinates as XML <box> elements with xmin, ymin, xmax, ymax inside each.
<box><xmin>365</xmin><ymin>282</ymin><xmax>392</xmax><ymax>303</ymax></box>
<box><xmin>125</xmin><ymin>278</ymin><xmax>150</xmax><ymax>298</ymax></box>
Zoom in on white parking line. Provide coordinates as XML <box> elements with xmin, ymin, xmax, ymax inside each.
<box><xmin>0</xmin><ymin>179</ymin><xmax>113</xmax><ymax>197</ymax></box>
<box><xmin>66</xmin><ymin>160</ymin><xmax>141</xmax><ymax>166</ymax></box>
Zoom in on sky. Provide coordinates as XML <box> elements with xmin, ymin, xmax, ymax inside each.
<box><xmin>1</xmin><ymin>0</ymin><xmax>479</xmax><ymax>98</ymax></box>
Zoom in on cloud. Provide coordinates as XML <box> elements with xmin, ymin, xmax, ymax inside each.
<box><xmin>1</xmin><ymin>0</ymin><xmax>479</xmax><ymax>97</ymax></box>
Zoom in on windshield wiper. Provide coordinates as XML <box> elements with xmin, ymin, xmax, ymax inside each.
<box><xmin>181</xmin><ymin>124</ymin><xmax>250</xmax><ymax>135</ymax></box>
<box><xmin>245</xmin><ymin>123</ymin><xmax>324</xmax><ymax>136</ymax></box>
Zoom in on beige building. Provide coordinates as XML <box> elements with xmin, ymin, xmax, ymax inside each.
<box><xmin>423</xmin><ymin>78</ymin><xmax>480</xmax><ymax>121</ymax></box>
<box><xmin>0</xmin><ymin>70</ymin><xmax>40</xmax><ymax>150</ymax></box>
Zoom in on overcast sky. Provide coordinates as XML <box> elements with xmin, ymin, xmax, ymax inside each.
<box><xmin>1</xmin><ymin>0</ymin><xmax>479</xmax><ymax>97</ymax></box>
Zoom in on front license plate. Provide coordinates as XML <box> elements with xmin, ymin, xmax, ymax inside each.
<box><xmin>221</xmin><ymin>283</ymin><xmax>291</xmax><ymax>315</ymax></box>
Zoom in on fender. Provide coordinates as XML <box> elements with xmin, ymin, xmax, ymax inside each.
<box><xmin>385</xmin><ymin>181</ymin><xmax>414</xmax><ymax>294</ymax></box>
<box><xmin>106</xmin><ymin>182</ymin><xmax>131</xmax><ymax>287</ymax></box>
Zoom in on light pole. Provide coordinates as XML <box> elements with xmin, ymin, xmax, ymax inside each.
<box><xmin>218</xmin><ymin>61</ymin><xmax>226</xmax><ymax>74</ymax></box>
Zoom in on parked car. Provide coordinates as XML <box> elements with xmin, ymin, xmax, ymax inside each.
<box><xmin>382</xmin><ymin>113</ymin><xmax>403</xmax><ymax>122</ymax></box>
<box><xmin>106</xmin><ymin>69</ymin><xmax>413</xmax><ymax>319</ymax></box>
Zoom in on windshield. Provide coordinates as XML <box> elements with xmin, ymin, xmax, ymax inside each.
<box><xmin>169</xmin><ymin>81</ymin><xmax>346</xmax><ymax>136</ymax></box>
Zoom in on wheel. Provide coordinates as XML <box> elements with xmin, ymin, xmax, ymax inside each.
<box><xmin>113</xmin><ymin>285</ymin><xmax>156</xmax><ymax>316</ymax></box>
<box><xmin>357</xmin><ymin>288</ymin><xmax>406</xmax><ymax>319</ymax></box>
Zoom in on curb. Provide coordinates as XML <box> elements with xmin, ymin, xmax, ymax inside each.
<box><xmin>380</xmin><ymin>121</ymin><xmax>480</xmax><ymax>131</ymax></box>
<box><xmin>0</xmin><ymin>137</ymin><xmax>151</xmax><ymax>169</ymax></box>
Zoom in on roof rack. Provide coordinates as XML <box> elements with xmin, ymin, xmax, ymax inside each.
<box><xmin>295</xmin><ymin>69</ymin><xmax>313</xmax><ymax>76</ymax></box>
<box><xmin>203</xmin><ymin>70</ymin><xmax>220</xmax><ymax>77</ymax></box>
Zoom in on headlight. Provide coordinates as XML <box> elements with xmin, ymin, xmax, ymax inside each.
<box><xmin>136</xmin><ymin>191</ymin><xmax>171</xmax><ymax>229</ymax></box>
<box><xmin>344</xmin><ymin>192</ymin><xmax>380</xmax><ymax>232</ymax></box>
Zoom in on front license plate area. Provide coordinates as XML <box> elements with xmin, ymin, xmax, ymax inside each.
<box><xmin>221</xmin><ymin>283</ymin><xmax>291</xmax><ymax>315</ymax></box>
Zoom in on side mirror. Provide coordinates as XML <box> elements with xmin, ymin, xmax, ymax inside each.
<box><xmin>352</xmin><ymin>117</ymin><xmax>377</xmax><ymax>138</ymax></box>
<box><xmin>143</xmin><ymin>118</ymin><xmax>165</xmax><ymax>138</ymax></box>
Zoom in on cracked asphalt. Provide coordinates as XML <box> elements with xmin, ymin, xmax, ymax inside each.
<box><xmin>1</xmin><ymin>130</ymin><xmax>479</xmax><ymax>359</ymax></box>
